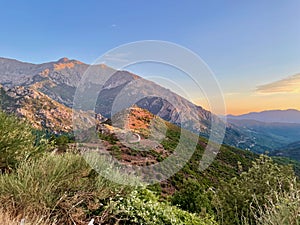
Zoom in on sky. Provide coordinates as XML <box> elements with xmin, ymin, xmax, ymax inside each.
<box><xmin>0</xmin><ymin>0</ymin><xmax>299</xmax><ymax>115</ymax></box>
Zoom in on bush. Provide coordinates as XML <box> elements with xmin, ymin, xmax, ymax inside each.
<box><xmin>50</xmin><ymin>133</ymin><xmax>74</xmax><ymax>152</ymax></box>
<box><xmin>0</xmin><ymin>111</ymin><xmax>45</xmax><ymax>171</ymax></box>
<box><xmin>214</xmin><ymin>155</ymin><xmax>297</xmax><ymax>225</ymax></box>
<box><xmin>104</xmin><ymin>188</ymin><xmax>218</xmax><ymax>225</ymax></box>
<box><xmin>171</xmin><ymin>178</ymin><xmax>213</xmax><ymax>215</ymax></box>
<box><xmin>252</xmin><ymin>178</ymin><xmax>300</xmax><ymax>225</ymax></box>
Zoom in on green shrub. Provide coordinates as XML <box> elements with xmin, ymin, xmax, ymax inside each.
<box><xmin>172</xmin><ymin>178</ymin><xmax>213</xmax><ymax>215</ymax></box>
<box><xmin>50</xmin><ymin>133</ymin><xmax>74</xmax><ymax>152</ymax></box>
<box><xmin>104</xmin><ymin>188</ymin><xmax>218</xmax><ymax>225</ymax></box>
<box><xmin>99</xmin><ymin>132</ymin><xmax>117</xmax><ymax>144</ymax></box>
<box><xmin>0</xmin><ymin>111</ymin><xmax>45</xmax><ymax>171</ymax></box>
<box><xmin>251</xmin><ymin>178</ymin><xmax>300</xmax><ymax>225</ymax></box>
<box><xmin>214</xmin><ymin>155</ymin><xmax>297</xmax><ymax>225</ymax></box>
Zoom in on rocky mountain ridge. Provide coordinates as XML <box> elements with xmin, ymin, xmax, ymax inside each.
<box><xmin>0</xmin><ymin>57</ymin><xmax>217</xmax><ymax>136</ymax></box>
<box><xmin>1</xmin><ymin>57</ymin><xmax>296</xmax><ymax>153</ymax></box>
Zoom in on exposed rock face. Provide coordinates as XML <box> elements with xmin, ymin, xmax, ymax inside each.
<box><xmin>0</xmin><ymin>86</ymin><xmax>96</xmax><ymax>133</ymax></box>
<box><xmin>0</xmin><ymin>86</ymin><xmax>73</xmax><ymax>132</ymax></box>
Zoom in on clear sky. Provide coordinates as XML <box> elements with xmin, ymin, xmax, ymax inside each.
<box><xmin>0</xmin><ymin>0</ymin><xmax>299</xmax><ymax>115</ymax></box>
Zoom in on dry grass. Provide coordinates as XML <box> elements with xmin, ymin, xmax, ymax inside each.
<box><xmin>0</xmin><ymin>209</ymin><xmax>54</xmax><ymax>225</ymax></box>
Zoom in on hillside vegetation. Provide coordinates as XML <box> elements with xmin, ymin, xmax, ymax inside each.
<box><xmin>0</xmin><ymin>110</ymin><xmax>299</xmax><ymax>224</ymax></box>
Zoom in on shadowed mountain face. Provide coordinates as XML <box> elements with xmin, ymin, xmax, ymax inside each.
<box><xmin>94</xmin><ymin>71</ymin><xmax>217</xmax><ymax>137</ymax></box>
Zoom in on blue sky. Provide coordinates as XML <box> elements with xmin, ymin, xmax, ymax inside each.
<box><xmin>0</xmin><ymin>0</ymin><xmax>299</xmax><ymax>114</ymax></box>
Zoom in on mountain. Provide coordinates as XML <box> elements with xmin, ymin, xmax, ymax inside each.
<box><xmin>0</xmin><ymin>57</ymin><xmax>224</xmax><ymax>139</ymax></box>
<box><xmin>0</xmin><ymin>57</ymin><xmax>105</xmax><ymax>107</ymax></box>
<box><xmin>2</xmin><ymin>56</ymin><xmax>300</xmax><ymax>181</ymax></box>
<box><xmin>227</xmin><ymin>109</ymin><xmax>300</xmax><ymax>124</ymax></box>
<box><xmin>226</xmin><ymin>110</ymin><xmax>300</xmax><ymax>153</ymax></box>
<box><xmin>0</xmin><ymin>56</ymin><xmax>292</xmax><ymax>153</ymax></box>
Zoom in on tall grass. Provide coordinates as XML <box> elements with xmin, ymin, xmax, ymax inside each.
<box><xmin>0</xmin><ymin>153</ymin><xmax>135</xmax><ymax>224</ymax></box>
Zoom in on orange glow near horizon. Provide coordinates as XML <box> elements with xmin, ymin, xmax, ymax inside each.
<box><xmin>193</xmin><ymin>92</ymin><xmax>300</xmax><ymax>115</ymax></box>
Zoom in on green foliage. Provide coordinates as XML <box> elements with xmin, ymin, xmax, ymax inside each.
<box><xmin>166</xmin><ymin>136</ymin><xmax>256</xmax><ymax>192</ymax></box>
<box><xmin>0</xmin><ymin>111</ymin><xmax>46</xmax><ymax>171</ymax></box>
<box><xmin>271</xmin><ymin>141</ymin><xmax>300</xmax><ymax>162</ymax></box>
<box><xmin>50</xmin><ymin>133</ymin><xmax>74</xmax><ymax>151</ymax></box>
<box><xmin>214</xmin><ymin>155</ymin><xmax>297</xmax><ymax>225</ymax></box>
<box><xmin>272</xmin><ymin>156</ymin><xmax>300</xmax><ymax>177</ymax></box>
<box><xmin>110</xmin><ymin>145</ymin><xmax>122</xmax><ymax>160</ymax></box>
<box><xmin>106</xmin><ymin>188</ymin><xmax>218</xmax><ymax>225</ymax></box>
<box><xmin>99</xmin><ymin>132</ymin><xmax>117</xmax><ymax>144</ymax></box>
<box><xmin>172</xmin><ymin>178</ymin><xmax>213</xmax><ymax>215</ymax></box>
<box><xmin>161</xmin><ymin>123</ymin><xmax>181</xmax><ymax>152</ymax></box>
<box><xmin>2</xmin><ymin>104</ymin><xmax>300</xmax><ymax>224</ymax></box>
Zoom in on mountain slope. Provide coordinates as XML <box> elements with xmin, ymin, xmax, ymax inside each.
<box><xmin>0</xmin><ymin>85</ymin><xmax>74</xmax><ymax>132</ymax></box>
<box><xmin>88</xmin><ymin>105</ymin><xmax>258</xmax><ymax>193</ymax></box>
<box><xmin>0</xmin><ymin>86</ymin><xmax>95</xmax><ymax>133</ymax></box>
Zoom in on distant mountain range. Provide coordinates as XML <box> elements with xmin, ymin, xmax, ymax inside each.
<box><xmin>227</xmin><ymin>109</ymin><xmax>300</xmax><ymax>157</ymax></box>
<box><xmin>0</xmin><ymin>57</ymin><xmax>300</xmax><ymax>156</ymax></box>
<box><xmin>227</xmin><ymin>118</ymin><xmax>300</xmax><ymax>153</ymax></box>
<box><xmin>227</xmin><ymin>109</ymin><xmax>300</xmax><ymax>124</ymax></box>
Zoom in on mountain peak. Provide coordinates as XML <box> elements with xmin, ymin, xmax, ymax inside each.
<box><xmin>53</xmin><ymin>57</ymin><xmax>84</xmax><ymax>71</ymax></box>
<box><xmin>57</xmin><ymin>57</ymin><xmax>70</xmax><ymax>63</ymax></box>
